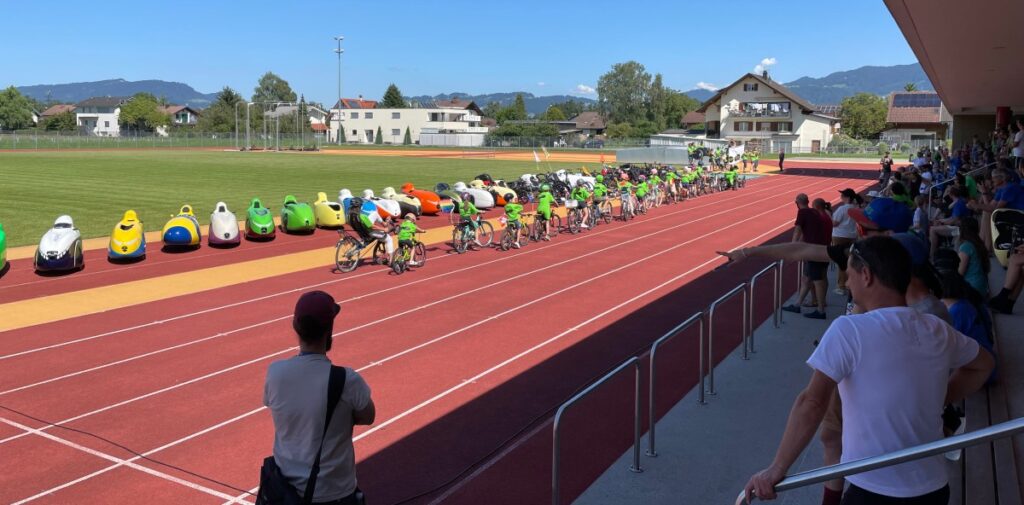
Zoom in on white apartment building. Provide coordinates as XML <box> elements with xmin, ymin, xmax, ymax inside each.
<box><xmin>75</xmin><ymin>97</ymin><xmax>128</xmax><ymax>136</ymax></box>
<box><xmin>695</xmin><ymin>72</ymin><xmax>837</xmax><ymax>153</ymax></box>
<box><xmin>329</xmin><ymin>98</ymin><xmax>488</xmax><ymax>146</ymax></box>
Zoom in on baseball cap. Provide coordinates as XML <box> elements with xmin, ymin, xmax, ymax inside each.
<box><xmin>890</xmin><ymin>233</ymin><xmax>928</xmax><ymax>266</ymax></box>
<box><xmin>294</xmin><ymin>290</ymin><xmax>341</xmax><ymax>330</ymax></box>
<box><xmin>839</xmin><ymin>188</ymin><xmax>857</xmax><ymax>199</ymax></box>
<box><xmin>848</xmin><ymin>197</ymin><xmax>913</xmax><ymax>232</ymax></box>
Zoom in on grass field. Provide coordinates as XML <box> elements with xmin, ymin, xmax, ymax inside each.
<box><xmin>0</xmin><ymin>150</ymin><xmax>582</xmax><ymax>247</ymax></box>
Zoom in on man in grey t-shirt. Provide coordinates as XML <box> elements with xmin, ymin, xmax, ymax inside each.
<box><xmin>264</xmin><ymin>291</ymin><xmax>375</xmax><ymax>504</ymax></box>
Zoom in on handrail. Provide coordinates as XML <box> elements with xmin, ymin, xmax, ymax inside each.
<box><xmin>647</xmin><ymin>312</ymin><xmax>703</xmax><ymax>456</ymax></box>
<box><xmin>734</xmin><ymin>416</ymin><xmax>1024</xmax><ymax>504</ymax></box>
<box><xmin>746</xmin><ymin>262</ymin><xmax>780</xmax><ymax>358</ymax></box>
<box><xmin>926</xmin><ymin>161</ymin><xmax>995</xmax><ymax>218</ymax></box>
<box><xmin>552</xmin><ymin>356</ymin><xmax>642</xmax><ymax>505</ymax></box>
<box><xmin>705</xmin><ymin>283</ymin><xmax>747</xmax><ymax>396</ymax></box>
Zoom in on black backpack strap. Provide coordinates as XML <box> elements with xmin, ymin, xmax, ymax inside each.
<box><xmin>301</xmin><ymin>365</ymin><xmax>347</xmax><ymax>505</ymax></box>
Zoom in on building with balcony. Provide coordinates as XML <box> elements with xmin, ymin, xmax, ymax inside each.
<box><xmin>880</xmin><ymin>91</ymin><xmax>951</xmax><ymax>148</ymax></box>
<box><xmin>329</xmin><ymin>97</ymin><xmax>488</xmax><ymax>146</ymax></box>
<box><xmin>694</xmin><ymin>72</ymin><xmax>837</xmax><ymax>153</ymax></box>
<box><xmin>74</xmin><ymin>96</ymin><xmax>129</xmax><ymax>136</ymax></box>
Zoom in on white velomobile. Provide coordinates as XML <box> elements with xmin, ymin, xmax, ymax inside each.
<box><xmin>381</xmin><ymin>186</ymin><xmax>421</xmax><ymax>217</ymax></box>
<box><xmin>362</xmin><ymin>189</ymin><xmax>402</xmax><ymax>220</ymax></box>
<box><xmin>35</xmin><ymin>215</ymin><xmax>84</xmax><ymax>272</ymax></box>
<box><xmin>452</xmin><ymin>181</ymin><xmax>494</xmax><ymax>209</ymax></box>
<box><xmin>209</xmin><ymin>202</ymin><xmax>241</xmax><ymax>246</ymax></box>
<box><xmin>554</xmin><ymin>169</ymin><xmax>595</xmax><ymax>189</ymax></box>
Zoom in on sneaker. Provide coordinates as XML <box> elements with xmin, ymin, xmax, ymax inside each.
<box><xmin>581</xmin><ymin>223</ymin><xmax>589</xmax><ymax>229</ymax></box>
<box><xmin>513</xmin><ymin>242</ymin><xmax>521</xmax><ymax>249</ymax></box>
<box><xmin>804</xmin><ymin>310</ymin><xmax>827</xmax><ymax>320</ymax></box>
<box><xmin>782</xmin><ymin>304</ymin><xmax>801</xmax><ymax>314</ymax></box>
<box><xmin>542</xmin><ymin>236</ymin><xmax>550</xmax><ymax>242</ymax></box>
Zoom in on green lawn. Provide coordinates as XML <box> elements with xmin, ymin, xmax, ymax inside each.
<box><xmin>0</xmin><ymin>150</ymin><xmax>581</xmax><ymax>247</ymax></box>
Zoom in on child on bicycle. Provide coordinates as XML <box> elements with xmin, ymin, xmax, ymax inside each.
<box><xmin>503</xmin><ymin>193</ymin><xmax>525</xmax><ymax>248</ymax></box>
<box><xmin>536</xmin><ymin>183</ymin><xmax>555</xmax><ymax>241</ymax></box>
<box><xmin>347</xmin><ymin>198</ymin><xmax>394</xmax><ymax>256</ymax></box>
<box><xmin>395</xmin><ymin>213</ymin><xmax>425</xmax><ymax>266</ymax></box>
<box><xmin>570</xmin><ymin>180</ymin><xmax>592</xmax><ymax>229</ymax></box>
<box><xmin>636</xmin><ymin>175</ymin><xmax>649</xmax><ymax>208</ymax></box>
<box><xmin>664</xmin><ymin>169</ymin><xmax>678</xmax><ymax>201</ymax></box>
<box><xmin>457</xmin><ymin>193</ymin><xmax>482</xmax><ymax>232</ymax></box>
<box><xmin>592</xmin><ymin>174</ymin><xmax>609</xmax><ymax>218</ymax></box>
<box><xmin>617</xmin><ymin>173</ymin><xmax>634</xmax><ymax>214</ymax></box>
<box><xmin>649</xmin><ymin>169</ymin><xmax>663</xmax><ymax>207</ymax></box>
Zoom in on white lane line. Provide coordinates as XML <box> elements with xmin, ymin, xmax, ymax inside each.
<box><xmin>0</xmin><ymin>177</ymin><xmax>806</xmax><ymax>396</ymax></box>
<box><xmin>0</xmin><ymin>173</ymin><xmax>798</xmax><ymax>362</ymax></box>
<box><xmin>0</xmin><ymin>416</ymin><xmax>250</xmax><ymax>504</ymax></box>
<box><xmin>5</xmin><ymin>176</ymin><xmax>847</xmax><ymax>500</ymax></box>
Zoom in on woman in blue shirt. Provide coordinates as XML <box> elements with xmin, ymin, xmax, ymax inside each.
<box><xmin>956</xmin><ymin>216</ymin><xmax>989</xmax><ymax>297</ymax></box>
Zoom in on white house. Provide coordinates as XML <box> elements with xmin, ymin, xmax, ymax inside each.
<box><xmin>695</xmin><ymin>72</ymin><xmax>837</xmax><ymax>153</ymax></box>
<box><xmin>74</xmin><ymin>97</ymin><xmax>128</xmax><ymax>136</ymax></box>
<box><xmin>329</xmin><ymin>97</ymin><xmax>488</xmax><ymax>146</ymax></box>
<box><xmin>159</xmin><ymin>105</ymin><xmax>201</xmax><ymax>126</ymax></box>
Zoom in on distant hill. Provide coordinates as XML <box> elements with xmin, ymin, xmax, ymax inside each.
<box><xmin>405</xmin><ymin>92</ymin><xmax>596</xmax><ymax>116</ymax></box>
<box><xmin>17</xmin><ymin>78</ymin><xmax>219</xmax><ymax>107</ymax></box>
<box><xmin>682</xmin><ymin>63</ymin><xmax>933</xmax><ymax>105</ymax></box>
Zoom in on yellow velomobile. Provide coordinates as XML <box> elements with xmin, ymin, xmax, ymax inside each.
<box><xmin>314</xmin><ymin>192</ymin><xmax>346</xmax><ymax>228</ymax></box>
<box><xmin>161</xmin><ymin>205</ymin><xmax>201</xmax><ymax>248</ymax></box>
<box><xmin>108</xmin><ymin>210</ymin><xmax>146</xmax><ymax>260</ymax></box>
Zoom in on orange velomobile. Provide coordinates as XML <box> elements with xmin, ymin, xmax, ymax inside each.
<box><xmin>401</xmin><ymin>183</ymin><xmax>442</xmax><ymax>215</ymax></box>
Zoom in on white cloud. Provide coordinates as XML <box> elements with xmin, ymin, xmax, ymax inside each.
<box><xmin>575</xmin><ymin>84</ymin><xmax>596</xmax><ymax>95</ymax></box>
<box><xmin>754</xmin><ymin>57</ymin><xmax>778</xmax><ymax>74</ymax></box>
<box><xmin>695</xmin><ymin>81</ymin><xmax>718</xmax><ymax>92</ymax></box>
<box><xmin>537</xmin><ymin>82</ymin><xmax>546</xmax><ymax>87</ymax></box>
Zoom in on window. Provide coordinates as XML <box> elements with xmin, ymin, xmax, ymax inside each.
<box><xmin>743</xmin><ymin>83</ymin><xmax>759</xmax><ymax>92</ymax></box>
<box><xmin>734</xmin><ymin>121</ymin><xmax>753</xmax><ymax>132</ymax></box>
<box><xmin>104</xmin><ymin>121</ymin><xmax>110</xmax><ymax>128</ymax></box>
<box><xmin>756</xmin><ymin>122</ymin><xmax>794</xmax><ymax>132</ymax></box>
<box><xmin>352</xmin><ymin>130</ymin><xmax>357</xmax><ymax>136</ymax></box>
<box><xmin>365</xmin><ymin>112</ymin><xmax>374</xmax><ymax>119</ymax></box>
<box><xmin>351</xmin><ymin>112</ymin><xmax>359</xmax><ymax>119</ymax></box>
<box><xmin>392</xmin><ymin>112</ymin><xmax>400</xmax><ymax>119</ymax></box>
<box><xmin>391</xmin><ymin>129</ymin><xmax>401</xmax><ymax>136</ymax></box>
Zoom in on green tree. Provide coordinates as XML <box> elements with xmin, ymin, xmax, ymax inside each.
<box><xmin>597</xmin><ymin>61</ymin><xmax>651</xmax><ymax>124</ymax></box>
<box><xmin>542</xmin><ymin>106</ymin><xmax>566</xmax><ymax>121</ymax></box>
<box><xmin>489</xmin><ymin>122</ymin><xmax>559</xmax><ymax>138</ymax></box>
<box><xmin>647</xmin><ymin>74</ymin><xmax>668</xmax><ymax>128</ymax></box>
<box><xmin>0</xmin><ymin>86</ymin><xmax>35</xmax><ymax>130</ymax></box>
<box><xmin>196</xmin><ymin>86</ymin><xmax>244</xmax><ymax>133</ymax></box>
<box><xmin>605</xmin><ymin>122</ymin><xmax>634</xmax><ymax>139</ymax></box>
<box><xmin>481</xmin><ymin>101</ymin><xmax>502</xmax><ymax>120</ymax></box>
<box><xmin>338</xmin><ymin>125</ymin><xmax>346</xmax><ymax>143</ymax></box>
<box><xmin>661</xmin><ymin>91</ymin><xmax>700</xmax><ymax>129</ymax></box>
<box><xmin>839</xmin><ymin>93</ymin><xmax>888</xmax><ymax>139</ymax></box>
<box><xmin>903</xmin><ymin>82</ymin><xmax>918</xmax><ymax>92</ymax></box>
<box><xmin>375</xmin><ymin>126</ymin><xmax>383</xmax><ymax>144</ymax></box>
<box><xmin>548</xmin><ymin>100</ymin><xmax>586</xmax><ymax>119</ymax></box>
<box><xmin>119</xmin><ymin>92</ymin><xmax>170</xmax><ymax>132</ymax></box>
<box><xmin>403</xmin><ymin>126</ymin><xmax>412</xmax><ymax>145</ymax></box>
<box><xmin>252</xmin><ymin>71</ymin><xmax>297</xmax><ymax>104</ymax></box>
<box><xmin>42</xmin><ymin>110</ymin><xmax>77</xmax><ymax>131</ymax></box>
<box><xmin>513</xmin><ymin>94</ymin><xmax>527</xmax><ymax>120</ymax></box>
<box><xmin>380</xmin><ymin>84</ymin><xmax>407</xmax><ymax>108</ymax></box>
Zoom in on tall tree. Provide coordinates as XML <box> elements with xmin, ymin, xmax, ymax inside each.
<box><xmin>252</xmin><ymin>71</ymin><xmax>297</xmax><ymax>104</ymax></box>
<box><xmin>119</xmin><ymin>92</ymin><xmax>170</xmax><ymax>132</ymax></box>
<box><xmin>597</xmin><ymin>61</ymin><xmax>652</xmax><ymax>124</ymax></box>
<box><xmin>375</xmin><ymin>126</ymin><xmax>383</xmax><ymax>144</ymax></box>
<box><xmin>380</xmin><ymin>84</ymin><xmax>407</xmax><ymax>108</ymax></box>
<box><xmin>647</xmin><ymin>74</ymin><xmax>668</xmax><ymax>129</ymax></box>
<box><xmin>839</xmin><ymin>93</ymin><xmax>888</xmax><ymax>139</ymax></box>
<box><xmin>661</xmin><ymin>91</ymin><xmax>700</xmax><ymax>129</ymax></box>
<box><xmin>197</xmin><ymin>86</ymin><xmax>245</xmax><ymax>133</ymax></box>
<box><xmin>513</xmin><ymin>94</ymin><xmax>527</xmax><ymax>120</ymax></box>
<box><xmin>903</xmin><ymin>83</ymin><xmax>918</xmax><ymax>92</ymax></box>
<box><xmin>542</xmin><ymin>106</ymin><xmax>566</xmax><ymax>121</ymax></box>
<box><xmin>42</xmin><ymin>110</ymin><xmax>77</xmax><ymax>131</ymax></box>
<box><xmin>403</xmin><ymin>126</ymin><xmax>412</xmax><ymax>145</ymax></box>
<box><xmin>549</xmin><ymin>100</ymin><xmax>586</xmax><ymax>119</ymax></box>
<box><xmin>0</xmin><ymin>86</ymin><xmax>35</xmax><ymax>130</ymax></box>
<box><xmin>481</xmin><ymin>101</ymin><xmax>502</xmax><ymax>120</ymax></box>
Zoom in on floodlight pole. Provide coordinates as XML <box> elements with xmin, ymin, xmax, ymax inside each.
<box><xmin>334</xmin><ymin>35</ymin><xmax>344</xmax><ymax>144</ymax></box>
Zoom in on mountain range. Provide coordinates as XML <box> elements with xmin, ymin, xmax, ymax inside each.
<box><xmin>16</xmin><ymin>63</ymin><xmax>934</xmax><ymax>115</ymax></box>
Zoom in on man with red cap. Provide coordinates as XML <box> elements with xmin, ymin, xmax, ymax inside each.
<box><xmin>263</xmin><ymin>291</ymin><xmax>375</xmax><ymax>505</ymax></box>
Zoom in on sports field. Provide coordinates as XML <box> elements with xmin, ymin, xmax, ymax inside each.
<box><xmin>0</xmin><ymin>150</ymin><xmax>585</xmax><ymax>247</ymax></box>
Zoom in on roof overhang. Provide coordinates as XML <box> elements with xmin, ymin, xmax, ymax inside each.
<box><xmin>885</xmin><ymin>0</ymin><xmax>1024</xmax><ymax>114</ymax></box>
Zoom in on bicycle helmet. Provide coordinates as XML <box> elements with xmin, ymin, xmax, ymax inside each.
<box><xmin>462</xmin><ymin>192</ymin><xmax>475</xmax><ymax>204</ymax></box>
<box><xmin>576</xmin><ymin>179</ymin><xmax>586</xmax><ymax>187</ymax></box>
<box><xmin>540</xmin><ymin>183</ymin><xmax>551</xmax><ymax>192</ymax></box>
<box><xmin>620</xmin><ymin>173</ymin><xmax>629</xmax><ymax>180</ymax></box>
<box><xmin>639</xmin><ymin>175</ymin><xmax>647</xmax><ymax>182</ymax></box>
<box><xmin>650</xmin><ymin>168</ymin><xmax>657</xmax><ymax>175</ymax></box>
<box><xmin>596</xmin><ymin>175</ymin><xmax>604</xmax><ymax>183</ymax></box>
<box><xmin>404</xmin><ymin>213</ymin><xmax>417</xmax><ymax>221</ymax></box>
<box><xmin>504</xmin><ymin>193</ymin><xmax>515</xmax><ymax>202</ymax></box>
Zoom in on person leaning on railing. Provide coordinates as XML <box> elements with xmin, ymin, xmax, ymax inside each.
<box><xmin>738</xmin><ymin>236</ymin><xmax>994</xmax><ymax>505</ymax></box>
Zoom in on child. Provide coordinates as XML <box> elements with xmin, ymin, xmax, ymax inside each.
<box><xmin>503</xmin><ymin>194</ymin><xmax>525</xmax><ymax>248</ymax></box>
<box><xmin>396</xmin><ymin>213</ymin><xmax>425</xmax><ymax>265</ymax></box>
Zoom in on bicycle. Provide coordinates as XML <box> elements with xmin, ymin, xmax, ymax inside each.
<box><xmin>499</xmin><ymin>214</ymin><xmax>531</xmax><ymax>251</ymax></box>
<box><xmin>593</xmin><ymin>198</ymin><xmax>613</xmax><ymax>225</ymax></box>
<box><xmin>335</xmin><ymin>229</ymin><xmax>391</xmax><ymax>273</ymax></box>
<box><xmin>530</xmin><ymin>211</ymin><xmax>562</xmax><ymax>241</ymax></box>
<box><xmin>391</xmin><ymin>232</ymin><xmax>427</xmax><ymax>274</ymax></box>
<box><xmin>452</xmin><ymin>216</ymin><xmax>494</xmax><ymax>253</ymax></box>
<box><xmin>618</xmin><ymin>191</ymin><xmax>635</xmax><ymax>221</ymax></box>
<box><xmin>566</xmin><ymin>199</ymin><xmax>585</xmax><ymax>234</ymax></box>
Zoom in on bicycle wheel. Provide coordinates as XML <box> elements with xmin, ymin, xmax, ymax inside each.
<box><xmin>413</xmin><ymin>242</ymin><xmax>427</xmax><ymax>267</ymax></box>
<box><xmin>373</xmin><ymin>241</ymin><xmax>389</xmax><ymax>265</ymax></box>
<box><xmin>601</xmin><ymin>202</ymin><xmax>613</xmax><ymax>224</ymax></box>
<box><xmin>567</xmin><ymin>210</ymin><xmax>580</xmax><ymax>234</ymax></box>
<box><xmin>530</xmin><ymin>219</ymin><xmax>544</xmax><ymax>241</ymax></box>
<box><xmin>335</xmin><ymin>237</ymin><xmax>361</xmax><ymax>273</ymax></box>
<box><xmin>475</xmin><ymin>221</ymin><xmax>494</xmax><ymax>247</ymax></box>
<box><xmin>517</xmin><ymin>225</ymin><xmax>530</xmax><ymax>247</ymax></box>
<box><xmin>452</xmin><ymin>228</ymin><xmax>467</xmax><ymax>253</ymax></box>
<box><xmin>550</xmin><ymin>214</ymin><xmax>562</xmax><ymax>236</ymax></box>
<box><xmin>391</xmin><ymin>258</ymin><xmax>405</xmax><ymax>274</ymax></box>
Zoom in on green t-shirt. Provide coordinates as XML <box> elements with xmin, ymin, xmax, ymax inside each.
<box><xmin>537</xmin><ymin>191</ymin><xmax>555</xmax><ymax>212</ymax></box>
<box><xmin>965</xmin><ymin>176</ymin><xmax>979</xmax><ymax>200</ymax></box>
<box><xmin>650</xmin><ymin>175</ymin><xmax>662</xmax><ymax>185</ymax></box>
<box><xmin>725</xmin><ymin>170</ymin><xmax>737</xmax><ymax>183</ymax></box>
<box><xmin>571</xmin><ymin>187</ymin><xmax>590</xmax><ymax>202</ymax></box>
<box><xmin>357</xmin><ymin>213</ymin><xmax>374</xmax><ymax>233</ymax></box>
<box><xmin>459</xmin><ymin>200</ymin><xmax>480</xmax><ymax>218</ymax></box>
<box><xmin>397</xmin><ymin>220</ymin><xmax>418</xmax><ymax>241</ymax></box>
<box><xmin>636</xmin><ymin>182</ymin><xmax>649</xmax><ymax>197</ymax></box>
<box><xmin>593</xmin><ymin>183</ymin><xmax>608</xmax><ymax>198</ymax></box>
<box><xmin>665</xmin><ymin>172</ymin><xmax>677</xmax><ymax>182</ymax></box>
<box><xmin>504</xmin><ymin>202</ymin><xmax>523</xmax><ymax>222</ymax></box>
<box><xmin>617</xmin><ymin>180</ymin><xmax>633</xmax><ymax>193</ymax></box>
<box><xmin>892</xmin><ymin>193</ymin><xmax>915</xmax><ymax>208</ymax></box>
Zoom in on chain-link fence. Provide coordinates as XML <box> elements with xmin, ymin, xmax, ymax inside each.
<box><xmin>0</xmin><ymin>131</ymin><xmax>325</xmax><ymax>151</ymax></box>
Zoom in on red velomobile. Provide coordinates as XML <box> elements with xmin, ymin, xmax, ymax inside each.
<box><xmin>401</xmin><ymin>183</ymin><xmax>442</xmax><ymax>215</ymax></box>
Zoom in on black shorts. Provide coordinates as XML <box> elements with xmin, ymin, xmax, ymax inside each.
<box><xmin>804</xmin><ymin>260</ymin><xmax>828</xmax><ymax>281</ymax></box>
<box><xmin>841</xmin><ymin>484</ymin><xmax>948</xmax><ymax>505</ymax></box>
<box><xmin>398</xmin><ymin>239</ymin><xmax>416</xmax><ymax>249</ymax></box>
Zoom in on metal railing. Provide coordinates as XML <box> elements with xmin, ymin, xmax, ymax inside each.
<box><xmin>745</xmin><ymin>262</ymin><xmax>781</xmax><ymax>358</ymax></box>
<box><xmin>647</xmin><ymin>312</ymin><xmax>704</xmax><ymax>457</ymax></box>
<box><xmin>704</xmin><ymin>283</ymin><xmax>748</xmax><ymax>398</ymax></box>
<box><xmin>735</xmin><ymin>416</ymin><xmax>1024</xmax><ymax>504</ymax></box>
<box><xmin>925</xmin><ymin>161</ymin><xmax>996</xmax><ymax>219</ymax></box>
<box><xmin>552</xmin><ymin>356</ymin><xmax>643</xmax><ymax>505</ymax></box>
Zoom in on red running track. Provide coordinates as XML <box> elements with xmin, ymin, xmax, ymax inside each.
<box><xmin>0</xmin><ymin>172</ymin><xmax>873</xmax><ymax>504</ymax></box>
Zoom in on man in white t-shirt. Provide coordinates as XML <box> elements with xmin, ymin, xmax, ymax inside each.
<box><xmin>743</xmin><ymin>236</ymin><xmax>993</xmax><ymax>505</ymax></box>
<box><xmin>264</xmin><ymin>291</ymin><xmax>375</xmax><ymax>504</ymax></box>
<box><xmin>1013</xmin><ymin>119</ymin><xmax>1024</xmax><ymax>171</ymax></box>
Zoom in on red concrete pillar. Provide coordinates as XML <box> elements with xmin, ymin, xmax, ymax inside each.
<box><xmin>996</xmin><ymin>107</ymin><xmax>1011</xmax><ymax>128</ymax></box>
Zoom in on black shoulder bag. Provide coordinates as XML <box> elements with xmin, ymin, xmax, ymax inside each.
<box><xmin>256</xmin><ymin>365</ymin><xmax>347</xmax><ymax>505</ymax></box>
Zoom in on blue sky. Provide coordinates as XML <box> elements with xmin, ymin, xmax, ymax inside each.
<box><xmin>3</xmin><ymin>0</ymin><xmax>917</xmax><ymax>104</ymax></box>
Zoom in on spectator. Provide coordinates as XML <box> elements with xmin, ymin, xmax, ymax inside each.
<box><xmin>929</xmin><ymin>187</ymin><xmax>971</xmax><ymax>259</ymax></box>
<box><xmin>880</xmin><ymin>152</ymin><xmax>893</xmax><ymax>187</ymax></box>
<box><xmin>968</xmin><ymin>168</ymin><xmax>1024</xmax><ymax>253</ymax></box>
<box><xmin>1014</xmin><ymin>119</ymin><xmax>1024</xmax><ymax>172</ymax></box>
<box><xmin>912</xmin><ymin>194</ymin><xmax>929</xmax><ymax>238</ymax></box>
<box><xmin>954</xmin><ymin>216</ymin><xmax>990</xmax><ymax>298</ymax></box>
<box><xmin>832</xmin><ymin>189</ymin><xmax>859</xmax><ymax>295</ymax></box>
<box><xmin>990</xmin><ymin>244</ymin><xmax>1024</xmax><ymax>314</ymax></box>
<box><xmin>890</xmin><ymin>232</ymin><xmax>952</xmax><ymax>324</ymax></box>
<box><xmin>743</xmin><ymin>236</ymin><xmax>994</xmax><ymax>505</ymax></box>
<box><xmin>264</xmin><ymin>291</ymin><xmax>375</xmax><ymax>505</ymax></box>
<box><xmin>891</xmin><ymin>182</ymin><xmax>914</xmax><ymax>208</ymax></box>
<box><xmin>779</xmin><ymin>150</ymin><xmax>785</xmax><ymax>173</ymax></box>
<box><xmin>938</xmin><ymin>270</ymin><xmax>996</xmax><ymax>383</ymax></box>
<box><xmin>783</xmin><ymin>194</ymin><xmax>831</xmax><ymax>319</ymax></box>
